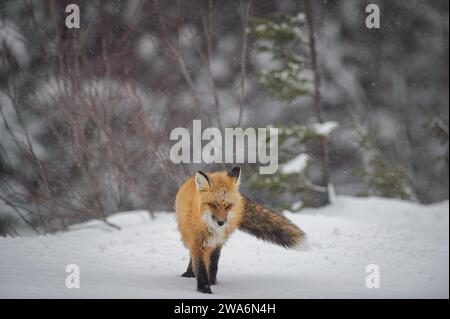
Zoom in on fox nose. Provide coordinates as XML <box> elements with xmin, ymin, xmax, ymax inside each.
<box><xmin>217</xmin><ymin>220</ymin><xmax>224</xmax><ymax>226</ymax></box>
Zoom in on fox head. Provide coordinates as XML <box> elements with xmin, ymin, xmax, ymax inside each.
<box><xmin>195</xmin><ymin>166</ymin><xmax>243</xmax><ymax>228</ymax></box>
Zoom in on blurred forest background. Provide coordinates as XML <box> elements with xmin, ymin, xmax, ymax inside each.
<box><xmin>0</xmin><ymin>0</ymin><xmax>448</xmax><ymax>236</ymax></box>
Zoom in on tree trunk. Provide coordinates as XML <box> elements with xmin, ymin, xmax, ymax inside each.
<box><xmin>305</xmin><ymin>0</ymin><xmax>330</xmax><ymax>205</ymax></box>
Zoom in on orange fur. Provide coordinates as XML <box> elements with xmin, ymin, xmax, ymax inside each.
<box><xmin>175</xmin><ymin>170</ymin><xmax>243</xmax><ymax>253</ymax></box>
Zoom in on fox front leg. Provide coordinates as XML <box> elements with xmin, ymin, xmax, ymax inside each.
<box><xmin>181</xmin><ymin>257</ymin><xmax>195</xmax><ymax>277</ymax></box>
<box><xmin>192</xmin><ymin>254</ymin><xmax>212</xmax><ymax>294</ymax></box>
<box><xmin>208</xmin><ymin>246</ymin><xmax>221</xmax><ymax>285</ymax></box>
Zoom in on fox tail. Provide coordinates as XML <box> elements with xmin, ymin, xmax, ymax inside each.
<box><xmin>239</xmin><ymin>196</ymin><xmax>309</xmax><ymax>251</ymax></box>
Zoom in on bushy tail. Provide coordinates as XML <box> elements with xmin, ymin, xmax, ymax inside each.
<box><xmin>239</xmin><ymin>197</ymin><xmax>309</xmax><ymax>250</ymax></box>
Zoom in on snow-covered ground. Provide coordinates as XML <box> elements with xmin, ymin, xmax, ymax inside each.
<box><xmin>0</xmin><ymin>196</ymin><xmax>448</xmax><ymax>298</ymax></box>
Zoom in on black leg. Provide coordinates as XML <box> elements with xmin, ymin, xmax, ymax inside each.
<box><xmin>209</xmin><ymin>246</ymin><xmax>221</xmax><ymax>285</ymax></box>
<box><xmin>194</xmin><ymin>256</ymin><xmax>212</xmax><ymax>294</ymax></box>
<box><xmin>181</xmin><ymin>258</ymin><xmax>195</xmax><ymax>277</ymax></box>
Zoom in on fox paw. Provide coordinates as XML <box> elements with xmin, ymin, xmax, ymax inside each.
<box><xmin>197</xmin><ymin>284</ymin><xmax>212</xmax><ymax>294</ymax></box>
<box><xmin>181</xmin><ymin>271</ymin><xmax>195</xmax><ymax>278</ymax></box>
<box><xmin>209</xmin><ymin>279</ymin><xmax>217</xmax><ymax>285</ymax></box>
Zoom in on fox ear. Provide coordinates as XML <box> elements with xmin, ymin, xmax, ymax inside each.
<box><xmin>227</xmin><ymin>166</ymin><xmax>241</xmax><ymax>185</ymax></box>
<box><xmin>195</xmin><ymin>171</ymin><xmax>210</xmax><ymax>191</ymax></box>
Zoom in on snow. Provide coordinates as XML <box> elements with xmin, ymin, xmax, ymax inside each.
<box><xmin>281</xmin><ymin>153</ymin><xmax>310</xmax><ymax>174</ymax></box>
<box><xmin>311</xmin><ymin>121</ymin><xmax>339</xmax><ymax>136</ymax></box>
<box><xmin>136</xmin><ymin>36</ymin><xmax>157</xmax><ymax>60</ymax></box>
<box><xmin>0</xmin><ymin>196</ymin><xmax>448</xmax><ymax>298</ymax></box>
<box><xmin>290</xmin><ymin>201</ymin><xmax>303</xmax><ymax>211</ymax></box>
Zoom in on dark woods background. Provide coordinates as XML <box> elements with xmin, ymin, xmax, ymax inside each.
<box><xmin>0</xmin><ymin>0</ymin><xmax>448</xmax><ymax>236</ymax></box>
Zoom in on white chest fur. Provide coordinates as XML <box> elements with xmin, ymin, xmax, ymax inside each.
<box><xmin>201</xmin><ymin>211</ymin><xmax>234</xmax><ymax>248</ymax></box>
<box><xmin>206</xmin><ymin>227</ymin><xmax>225</xmax><ymax>248</ymax></box>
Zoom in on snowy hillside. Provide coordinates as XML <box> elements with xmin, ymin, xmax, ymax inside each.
<box><xmin>0</xmin><ymin>196</ymin><xmax>448</xmax><ymax>298</ymax></box>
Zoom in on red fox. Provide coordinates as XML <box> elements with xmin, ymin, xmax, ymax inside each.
<box><xmin>175</xmin><ymin>166</ymin><xmax>308</xmax><ymax>294</ymax></box>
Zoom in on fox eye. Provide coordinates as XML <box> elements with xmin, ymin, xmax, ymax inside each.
<box><xmin>225</xmin><ymin>204</ymin><xmax>233</xmax><ymax>211</ymax></box>
<box><xmin>208</xmin><ymin>203</ymin><xmax>217</xmax><ymax>209</ymax></box>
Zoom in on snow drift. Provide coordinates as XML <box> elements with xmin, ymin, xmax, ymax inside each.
<box><xmin>0</xmin><ymin>196</ymin><xmax>448</xmax><ymax>298</ymax></box>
